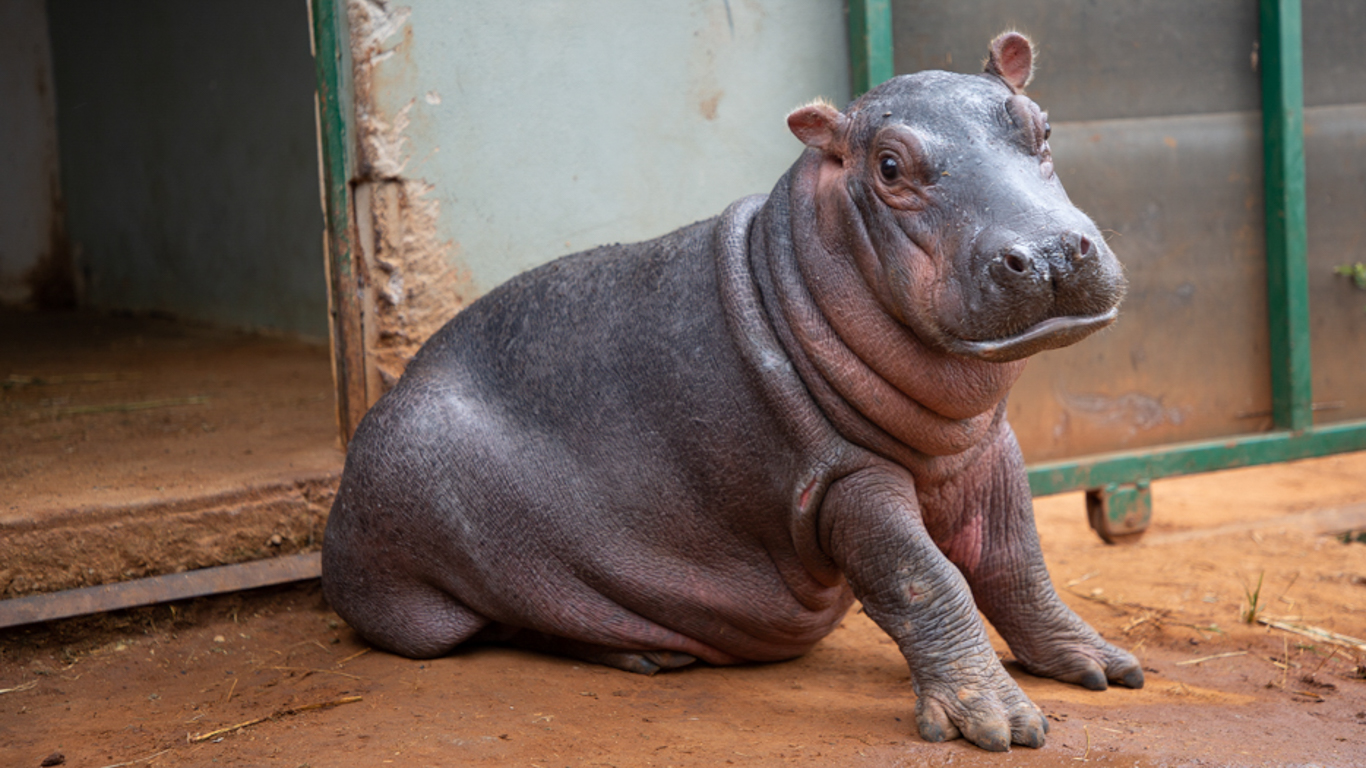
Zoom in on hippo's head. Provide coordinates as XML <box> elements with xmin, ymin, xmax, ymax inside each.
<box><xmin>787</xmin><ymin>33</ymin><xmax>1125</xmax><ymax>363</ymax></box>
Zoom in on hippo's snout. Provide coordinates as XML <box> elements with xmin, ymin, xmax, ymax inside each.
<box><xmin>944</xmin><ymin>225</ymin><xmax>1125</xmax><ymax>362</ymax></box>
<box><xmin>987</xmin><ymin>229</ymin><xmax>1117</xmax><ymax>315</ymax></box>
<box><xmin>991</xmin><ymin>230</ymin><xmax>1097</xmax><ymax>289</ymax></box>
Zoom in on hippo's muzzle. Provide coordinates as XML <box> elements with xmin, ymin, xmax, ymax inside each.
<box><xmin>945</xmin><ymin>227</ymin><xmax>1126</xmax><ymax>362</ymax></box>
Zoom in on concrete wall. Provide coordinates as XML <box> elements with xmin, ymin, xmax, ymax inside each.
<box><xmin>0</xmin><ymin>0</ymin><xmax>64</xmax><ymax>307</ymax></box>
<box><xmin>46</xmin><ymin>0</ymin><xmax>328</xmax><ymax>338</ymax></box>
<box><xmin>346</xmin><ymin>0</ymin><xmax>851</xmax><ymax>384</ymax></box>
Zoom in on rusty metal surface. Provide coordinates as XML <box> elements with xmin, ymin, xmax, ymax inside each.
<box><xmin>1086</xmin><ymin>481</ymin><xmax>1153</xmax><ymax>545</ymax></box>
<box><xmin>1009</xmin><ymin>112</ymin><xmax>1272</xmax><ymax>463</ymax></box>
<box><xmin>891</xmin><ymin>0</ymin><xmax>1259</xmax><ymax>122</ymax></box>
<box><xmin>0</xmin><ymin>553</ymin><xmax>321</xmax><ymax>629</ymax></box>
<box><xmin>1303</xmin><ymin>0</ymin><xmax>1366</xmax><ymax>107</ymax></box>
<box><xmin>1305</xmin><ymin>103</ymin><xmax>1366</xmax><ymax>426</ymax></box>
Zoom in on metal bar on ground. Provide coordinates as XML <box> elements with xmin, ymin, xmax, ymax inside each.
<box><xmin>1259</xmin><ymin>0</ymin><xmax>1313</xmax><ymax>432</ymax></box>
<box><xmin>0</xmin><ymin>553</ymin><xmax>322</xmax><ymax>630</ymax></box>
<box><xmin>847</xmin><ymin>0</ymin><xmax>894</xmax><ymax>97</ymax></box>
<box><xmin>1028</xmin><ymin>419</ymin><xmax>1366</xmax><ymax>496</ymax></box>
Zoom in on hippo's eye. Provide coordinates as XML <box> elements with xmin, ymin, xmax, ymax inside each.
<box><xmin>879</xmin><ymin>156</ymin><xmax>899</xmax><ymax>182</ymax></box>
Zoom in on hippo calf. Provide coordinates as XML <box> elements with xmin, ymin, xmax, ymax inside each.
<box><xmin>322</xmin><ymin>33</ymin><xmax>1140</xmax><ymax>752</ymax></box>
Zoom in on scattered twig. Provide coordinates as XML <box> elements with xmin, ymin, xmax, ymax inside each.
<box><xmin>56</xmin><ymin>396</ymin><xmax>208</xmax><ymax>416</ymax></box>
<box><xmin>95</xmin><ymin>748</ymin><xmax>172</xmax><ymax>768</ymax></box>
<box><xmin>1173</xmin><ymin>622</ymin><xmax>1227</xmax><ymax>636</ymax></box>
<box><xmin>1121</xmin><ymin>612</ymin><xmax>1163</xmax><ymax>635</ymax></box>
<box><xmin>0</xmin><ymin>680</ymin><xmax>38</xmax><ymax>695</ymax></box>
<box><xmin>1257</xmin><ymin>617</ymin><xmax>1366</xmax><ymax>652</ymax></box>
<box><xmin>1175</xmin><ymin>651</ymin><xmax>1248</xmax><ymax>667</ymax></box>
<box><xmin>1273</xmin><ymin>571</ymin><xmax>1300</xmax><ymax>607</ymax></box>
<box><xmin>269</xmin><ymin>665</ymin><xmax>361</xmax><ymax>680</ymax></box>
<box><xmin>3</xmin><ymin>372</ymin><xmax>142</xmax><ymax>388</ymax></box>
<box><xmin>1307</xmin><ymin>646</ymin><xmax>1345</xmax><ymax>678</ymax></box>
<box><xmin>337</xmin><ymin>647</ymin><xmax>370</xmax><ymax>666</ymax></box>
<box><xmin>188</xmin><ymin>695</ymin><xmax>362</xmax><ymax>743</ymax></box>
<box><xmin>1066</xmin><ymin>588</ymin><xmax>1163</xmax><ymax>615</ymax></box>
<box><xmin>1280</xmin><ymin>637</ymin><xmax>1291</xmax><ymax>689</ymax></box>
<box><xmin>1074</xmin><ymin>724</ymin><xmax>1091</xmax><ymax>761</ymax></box>
<box><xmin>1066</xmin><ymin>572</ymin><xmax>1100</xmax><ymax>588</ymax></box>
<box><xmin>222</xmin><ymin>678</ymin><xmax>237</xmax><ymax>705</ymax></box>
<box><xmin>1066</xmin><ymin>587</ymin><xmax>1227</xmax><ymax>639</ymax></box>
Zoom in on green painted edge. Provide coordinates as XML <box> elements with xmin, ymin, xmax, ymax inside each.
<box><xmin>1027</xmin><ymin>419</ymin><xmax>1366</xmax><ymax>496</ymax></box>
<box><xmin>310</xmin><ymin>0</ymin><xmax>353</xmax><ymax>273</ymax></box>
<box><xmin>1259</xmin><ymin>0</ymin><xmax>1313</xmax><ymax>432</ymax></box>
<box><xmin>848</xmin><ymin>0</ymin><xmax>894</xmax><ymax>97</ymax></box>
<box><xmin>310</xmin><ymin>0</ymin><xmax>363</xmax><ymax>440</ymax></box>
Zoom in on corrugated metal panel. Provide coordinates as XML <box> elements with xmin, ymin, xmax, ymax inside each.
<box><xmin>1303</xmin><ymin>0</ymin><xmax>1366</xmax><ymax>107</ymax></box>
<box><xmin>1008</xmin><ymin>113</ymin><xmax>1271</xmax><ymax>462</ymax></box>
<box><xmin>891</xmin><ymin>1</ymin><xmax>1258</xmax><ymax>121</ymax></box>
<box><xmin>1305</xmin><ymin>103</ymin><xmax>1366</xmax><ymax>426</ymax></box>
<box><xmin>893</xmin><ymin>2</ymin><xmax>1366</xmax><ymax>461</ymax></box>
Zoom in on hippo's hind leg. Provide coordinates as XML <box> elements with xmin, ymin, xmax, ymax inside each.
<box><xmin>323</xmin><ymin>553</ymin><xmax>489</xmax><ymax>659</ymax></box>
<box><xmin>360</xmin><ymin>583</ymin><xmax>490</xmax><ymax>659</ymax></box>
<box><xmin>476</xmin><ymin>626</ymin><xmax>697</xmax><ymax>675</ymax></box>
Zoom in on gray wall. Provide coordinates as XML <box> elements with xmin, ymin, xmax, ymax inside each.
<box><xmin>353</xmin><ymin>0</ymin><xmax>851</xmax><ymax>295</ymax></box>
<box><xmin>0</xmin><ymin>0</ymin><xmax>62</xmax><ymax>306</ymax></box>
<box><xmin>340</xmin><ymin>0</ymin><xmax>853</xmax><ymax>389</ymax></box>
<box><xmin>47</xmin><ymin>0</ymin><xmax>328</xmax><ymax>338</ymax></box>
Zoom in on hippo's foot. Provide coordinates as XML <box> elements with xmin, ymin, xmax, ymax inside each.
<box><xmin>483</xmin><ymin>626</ymin><xmax>698</xmax><ymax>675</ymax></box>
<box><xmin>1006</xmin><ymin>615</ymin><xmax>1145</xmax><ymax>691</ymax></box>
<box><xmin>913</xmin><ymin>649</ymin><xmax>1048</xmax><ymax>752</ymax></box>
<box><xmin>592</xmin><ymin>650</ymin><xmax>699</xmax><ymax>676</ymax></box>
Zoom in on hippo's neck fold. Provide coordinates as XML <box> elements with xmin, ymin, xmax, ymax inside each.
<box><xmin>749</xmin><ymin>153</ymin><xmax>1024</xmax><ymax>467</ymax></box>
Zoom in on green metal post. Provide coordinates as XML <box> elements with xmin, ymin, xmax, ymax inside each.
<box><xmin>1260</xmin><ymin>0</ymin><xmax>1313</xmax><ymax>433</ymax></box>
<box><xmin>848</xmin><ymin>0</ymin><xmax>894</xmax><ymax>97</ymax></box>
<box><xmin>309</xmin><ymin>0</ymin><xmax>367</xmax><ymax>444</ymax></box>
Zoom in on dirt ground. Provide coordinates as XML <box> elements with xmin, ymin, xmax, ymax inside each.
<box><xmin>0</xmin><ymin>308</ymin><xmax>340</xmax><ymax>517</ymax></box>
<box><xmin>2</xmin><ymin>452</ymin><xmax>1365</xmax><ymax>767</ymax></box>
<box><xmin>1</xmin><ymin>309</ymin><xmax>342</xmax><ymax>598</ymax></box>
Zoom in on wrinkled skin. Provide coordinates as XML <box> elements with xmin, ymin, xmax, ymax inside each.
<box><xmin>322</xmin><ymin>34</ymin><xmax>1140</xmax><ymax>752</ymax></box>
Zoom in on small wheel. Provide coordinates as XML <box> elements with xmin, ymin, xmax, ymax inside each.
<box><xmin>1085</xmin><ymin>481</ymin><xmax>1152</xmax><ymax>545</ymax></box>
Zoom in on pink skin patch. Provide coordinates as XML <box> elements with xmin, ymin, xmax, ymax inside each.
<box><xmin>938</xmin><ymin>513</ymin><xmax>984</xmax><ymax>575</ymax></box>
<box><xmin>799</xmin><ymin>478</ymin><xmax>818</xmax><ymax>509</ymax></box>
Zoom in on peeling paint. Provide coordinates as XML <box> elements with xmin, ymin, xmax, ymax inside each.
<box><xmin>1058</xmin><ymin>387</ymin><xmax>1189</xmax><ymax>435</ymax></box>
<box><xmin>348</xmin><ymin>0</ymin><xmax>473</xmax><ymax>399</ymax></box>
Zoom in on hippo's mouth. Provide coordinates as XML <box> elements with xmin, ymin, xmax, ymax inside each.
<box><xmin>943</xmin><ymin>307</ymin><xmax>1119</xmax><ymax>362</ymax></box>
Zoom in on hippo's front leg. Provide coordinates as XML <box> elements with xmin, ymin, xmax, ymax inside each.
<box><xmin>936</xmin><ymin>425</ymin><xmax>1145</xmax><ymax>692</ymax></box>
<box><xmin>821</xmin><ymin>466</ymin><xmax>1048</xmax><ymax>752</ymax></box>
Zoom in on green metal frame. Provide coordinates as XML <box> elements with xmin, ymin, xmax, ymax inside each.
<box><xmin>845</xmin><ymin>0</ymin><xmax>1366</xmax><ymax>499</ymax></box>
<box><xmin>1260</xmin><ymin>0</ymin><xmax>1313</xmax><ymax>433</ymax></box>
<box><xmin>310</xmin><ymin>0</ymin><xmax>368</xmax><ymax>445</ymax></box>
<box><xmin>848</xmin><ymin>0</ymin><xmax>893</xmax><ymax>97</ymax></box>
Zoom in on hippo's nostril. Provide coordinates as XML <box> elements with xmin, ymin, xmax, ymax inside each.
<box><xmin>1073</xmin><ymin>234</ymin><xmax>1093</xmax><ymax>262</ymax></box>
<box><xmin>1004</xmin><ymin>253</ymin><xmax>1028</xmax><ymax>274</ymax></box>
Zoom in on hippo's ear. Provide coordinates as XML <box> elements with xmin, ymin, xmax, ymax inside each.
<box><xmin>985</xmin><ymin>31</ymin><xmax>1034</xmax><ymax>93</ymax></box>
<box><xmin>787</xmin><ymin>99</ymin><xmax>848</xmax><ymax>157</ymax></box>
